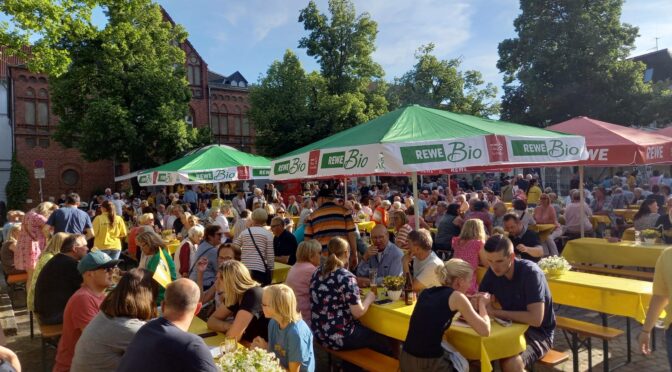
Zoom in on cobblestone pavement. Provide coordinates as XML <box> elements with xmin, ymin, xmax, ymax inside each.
<box><xmin>4</xmin><ymin>285</ymin><xmax>670</xmax><ymax>371</ymax></box>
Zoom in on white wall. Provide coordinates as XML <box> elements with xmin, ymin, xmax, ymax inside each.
<box><xmin>0</xmin><ymin>79</ymin><xmax>12</xmax><ymax>204</ymax></box>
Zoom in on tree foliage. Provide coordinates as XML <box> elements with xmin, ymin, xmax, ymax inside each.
<box><xmin>5</xmin><ymin>152</ymin><xmax>29</xmax><ymax>210</ymax></box>
<box><xmin>497</xmin><ymin>0</ymin><xmax>652</xmax><ymax>126</ymax></box>
<box><xmin>249</xmin><ymin>50</ymin><xmax>315</xmax><ymax>157</ymax></box>
<box><xmin>295</xmin><ymin>0</ymin><xmax>388</xmax><ymax>138</ymax></box>
<box><xmin>388</xmin><ymin>44</ymin><xmax>499</xmax><ymax>117</ymax></box>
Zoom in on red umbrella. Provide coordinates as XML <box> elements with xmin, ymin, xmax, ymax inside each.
<box><xmin>547</xmin><ymin>117</ymin><xmax>672</xmax><ymax>165</ymax></box>
<box><xmin>657</xmin><ymin>126</ymin><xmax>672</xmax><ymax>139</ymax></box>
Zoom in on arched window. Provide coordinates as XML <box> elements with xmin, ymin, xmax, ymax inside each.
<box><xmin>233</xmin><ymin>106</ymin><xmax>242</xmax><ymax>136</ymax></box>
<box><xmin>26</xmin><ymin>88</ymin><xmax>35</xmax><ymax>97</ymax></box>
<box><xmin>211</xmin><ymin>103</ymin><xmax>219</xmax><ymax>134</ymax></box>
<box><xmin>185</xmin><ymin>107</ymin><xmax>195</xmax><ymax>126</ymax></box>
<box><xmin>242</xmin><ymin>106</ymin><xmax>251</xmax><ymax>136</ymax></box>
<box><xmin>219</xmin><ymin>105</ymin><xmax>229</xmax><ymax>136</ymax></box>
<box><xmin>187</xmin><ymin>53</ymin><xmax>201</xmax><ymax>86</ymax></box>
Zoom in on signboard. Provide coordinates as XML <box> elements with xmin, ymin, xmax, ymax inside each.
<box><xmin>34</xmin><ymin>168</ymin><xmax>45</xmax><ymax>179</ymax></box>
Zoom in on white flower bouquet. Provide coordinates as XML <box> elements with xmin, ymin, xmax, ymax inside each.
<box><xmin>218</xmin><ymin>347</ymin><xmax>284</xmax><ymax>372</ymax></box>
<box><xmin>538</xmin><ymin>256</ymin><xmax>571</xmax><ymax>277</ymax></box>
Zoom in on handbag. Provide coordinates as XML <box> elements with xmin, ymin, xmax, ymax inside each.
<box><xmin>248</xmin><ymin>228</ymin><xmax>272</xmax><ymax>285</ymax></box>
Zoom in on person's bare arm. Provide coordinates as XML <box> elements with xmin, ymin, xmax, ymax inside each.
<box><xmin>516</xmin><ymin>244</ymin><xmax>544</xmax><ymax>258</ymax></box>
<box><xmin>639</xmin><ymin>294</ymin><xmax>668</xmax><ymax>355</ymax></box>
<box><xmin>347</xmin><ymin>231</ymin><xmax>358</xmax><ymax>268</ymax></box>
<box><xmin>350</xmin><ymin>291</ymin><xmax>375</xmax><ymax>319</ymax></box>
<box><xmin>226</xmin><ymin>310</ymin><xmax>254</xmax><ymax>342</ymax></box>
<box><xmin>207</xmin><ymin>305</ymin><xmax>234</xmax><ymax>332</ymax></box>
<box><xmin>488</xmin><ymin>302</ymin><xmax>545</xmax><ymax>327</ymax></box>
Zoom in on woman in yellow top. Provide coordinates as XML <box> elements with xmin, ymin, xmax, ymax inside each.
<box><xmin>526</xmin><ymin>179</ymin><xmax>543</xmax><ymax>207</ymax></box>
<box><xmin>93</xmin><ymin>200</ymin><xmax>127</xmax><ymax>260</ymax></box>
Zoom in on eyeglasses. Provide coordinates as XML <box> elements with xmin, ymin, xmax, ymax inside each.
<box><xmin>270</xmin><ymin>224</ymin><xmax>282</xmax><ymax>228</ymax></box>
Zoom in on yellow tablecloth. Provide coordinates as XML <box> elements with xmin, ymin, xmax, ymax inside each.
<box><xmin>165</xmin><ymin>240</ymin><xmax>181</xmax><ymax>255</ymax></box>
<box><xmin>477</xmin><ymin>266</ymin><xmax>654</xmax><ymax>324</ymax></box>
<box><xmin>613</xmin><ymin>209</ymin><xmax>637</xmax><ymax>221</ymax></box>
<box><xmin>590</xmin><ymin>215</ymin><xmax>611</xmax><ymax>230</ymax></box>
<box><xmin>359</xmin><ymin>297</ymin><xmax>528</xmax><ymax>372</ymax></box>
<box><xmin>622</xmin><ymin>227</ymin><xmax>635</xmax><ymax>241</ymax></box>
<box><xmin>529</xmin><ymin>224</ymin><xmax>556</xmax><ymax>241</ymax></box>
<box><xmin>546</xmin><ymin>270</ymin><xmax>654</xmax><ymax>324</ymax></box>
<box><xmin>272</xmin><ymin>262</ymin><xmax>292</xmax><ymax>284</ymax></box>
<box><xmin>357</xmin><ymin>221</ymin><xmax>377</xmax><ymax>234</ymax></box>
<box><xmin>189</xmin><ymin>316</ymin><xmax>228</xmax><ymax>347</ymax></box>
<box><xmin>562</xmin><ymin>237</ymin><xmax>666</xmax><ymax>268</ymax></box>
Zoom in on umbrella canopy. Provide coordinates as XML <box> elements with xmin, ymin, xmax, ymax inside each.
<box><xmin>138</xmin><ymin>145</ymin><xmax>271</xmax><ymax>186</ymax></box>
<box><xmin>657</xmin><ymin>126</ymin><xmax>672</xmax><ymax>138</ymax></box>
<box><xmin>270</xmin><ymin>105</ymin><xmax>587</xmax><ymax>180</ymax></box>
<box><xmin>547</xmin><ymin>117</ymin><xmax>672</xmax><ymax>166</ymax></box>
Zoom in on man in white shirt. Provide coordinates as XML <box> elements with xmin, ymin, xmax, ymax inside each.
<box><xmin>402</xmin><ymin>229</ymin><xmax>443</xmax><ymax>292</ymax></box>
<box><xmin>214</xmin><ymin>207</ymin><xmax>232</xmax><ymax>243</ymax></box>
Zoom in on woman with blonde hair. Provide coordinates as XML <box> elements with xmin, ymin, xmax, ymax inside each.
<box><xmin>1</xmin><ymin>224</ymin><xmax>24</xmax><ymax>277</ymax></box>
<box><xmin>207</xmin><ymin>260</ymin><xmax>269</xmax><ymax>342</ymax></box>
<box><xmin>28</xmin><ymin>232</ymin><xmax>69</xmax><ymax>312</ymax></box>
<box><xmin>391</xmin><ymin>210</ymin><xmax>413</xmax><ymax>250</ymax></box>
<box><xmin>310</xmin><ymin>237</ymin><xmax>389</xmax><ymax>355</ymax></box>
<box><xmin>285</xmin><ymin>240</ymin><xmax>321</xmax><ymax>326</ymax></box>
<box><xmin>93</xmin><ymin>200</ymin><xmax>127</xmax><ymax>260</ymax></box>
<box><xmin>401</xmin><ymin>259</ymin><xmax>490</xmax><ymax>372</ymax></box>
<box><xmin>136</xmin><ymin>230</ymin><xmax>176</xmax><ymax>304</ymax></box>
<box><xmin>451</xmin><ymin>219</ymin><xmax>487</xmax><ymax>294</ymax></box>
<box><xmin>16</xmin><ymin>201</ymin><xmax>58</xmax><ymax>288</ymax></box>
<box><xmin>252</xmin><ymin>284</ymin><xmax>315</xmax><ymax>372</ymax></box>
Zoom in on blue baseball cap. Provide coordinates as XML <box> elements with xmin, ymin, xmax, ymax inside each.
<box><xmin>77</xmin><ymin>251</ymin><xmax>121</xmax><ymax>274</ymax></box>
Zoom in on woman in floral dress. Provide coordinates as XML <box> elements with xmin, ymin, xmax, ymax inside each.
<box><xmin>16</xmin><ymin>201</ymin><xmax>58</xmax><ymax>288</ymax></box>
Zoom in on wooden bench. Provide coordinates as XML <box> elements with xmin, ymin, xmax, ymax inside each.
<box><xmin>556</xmin><ymin>316</ymin><xmax>623</xmax><ymax>372</ymax></box>
<box><xmin>6</xmin><ymin>273</ymin><xmax>27</xmax><ymax>285</ymax></box>
<box><xmin>38</xmin><ymin>322</ymin><xmax>62</xmax><ymax>372</ymax></box>
<box><xmin>530</xmin><ymin>349</ymin><xmax>570</xmax><ymax>371</ymax></box>
<box><xmin>572</xmin><ymin>264</ymin><xmax>654</xmax><ymax>281</ymax></box>
<box><xmin>316</xmin><ymin>343</ymin><xmax>399</xmax><ymax>372</ymax></box>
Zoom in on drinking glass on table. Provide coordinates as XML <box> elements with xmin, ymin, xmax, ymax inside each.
<box><xmin>369</xmin><ymin>268</ymin><xmax>378</xmax><ymax>290</ymax></box>
<box><xmin>220</xmin><ymin>337</ymin><xmax>237</xmax><ymax>355</ymax></box>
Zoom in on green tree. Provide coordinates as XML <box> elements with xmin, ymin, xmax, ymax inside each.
<box><xmin>46</xmin><ymin>0</ymin><xmax>206</xmax><ymax>171</ymax></box>
<box><xmin>298</xmin><ymin>0</ymin><xmax>388</xmax><ymax>134</ymax></box>
<box><xmin>249</xmin><ymin>50</ymin><xmax>316</xmax><ymax>157</ymax></box>
<box><xmin>643</xmin><ymin>81</ymin><xmax>672</xmax><ymax>126</ymax></box>
<box><xmin>0</xmin><ymin>0</ymin><xmax>99</xmax><ymax>77</ymax></box>
<box><xmin>497</xmin><ymin>0</ymin><xmax>651</xmax><ymax>126</ymax></box>
<box><xmin>388</xmin><ymin>44</ymin><xmax>499</xmax><ymax>117</ymax></box>
<box><xmin>5</xmin><ymin>152</ymin><xmax>29</xmax><ymax>210</ymax></box>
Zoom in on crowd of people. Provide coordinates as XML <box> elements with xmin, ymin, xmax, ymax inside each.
<box><xmin>0</xmin><ymin>168</ymin><xmax>671</xmax><ymax>371</ymax></box>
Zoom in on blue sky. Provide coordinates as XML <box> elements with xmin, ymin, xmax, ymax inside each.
<box><xmin>155</xmin><ymin>0</ymin><xmax>672</xmax><ymax>92</ymax></box>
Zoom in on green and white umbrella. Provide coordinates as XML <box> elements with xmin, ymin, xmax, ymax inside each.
<box><xmin>270</xmin><ymin>105</ymin><xmax>588</xmax><ymax>180</ymax></box>
<box><xmin>138</xmin><ymin>145</ymin><xmax>271</xmax><ymax>186</ymax></box>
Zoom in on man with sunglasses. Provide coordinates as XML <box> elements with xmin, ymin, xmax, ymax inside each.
<box><xmin>35</xmin><ymin>234</ymin><xmax>89</xmax><ymax>325</ymax></box>
<box><xmin>53</xmin><ymin>250</ymin><xmax>121</xmax><ymax>372</ymax></box>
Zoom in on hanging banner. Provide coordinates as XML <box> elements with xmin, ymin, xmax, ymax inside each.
<box><xmin>138</xmin><ymin>166</ymin><xmax>271</xmax><ymax>186</ymax></box>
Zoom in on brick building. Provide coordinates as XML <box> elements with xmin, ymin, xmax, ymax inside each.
<box><xmin>0</xmin><ymin>10</ymin><xmax>253</xmax><ymax>206</ymax></box>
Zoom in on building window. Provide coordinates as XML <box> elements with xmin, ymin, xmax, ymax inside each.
<box><xmin>38</xmin><ymin>88</ymin><xmax>48</xmax><ymax>98</ymax></box>
<box><xmin>38</xmin><ymin>138</ymin><xmax>50</xmax><ymax>148</ymax></box>
<box><xmin>38</xmin><ymin>102</ymin><xmax>49</xmax><ymax>126</ymax></box>
<box><xmin>25</xmin><ymin>101</ymin><xmax>35</xmax><ymax>125</ymax></box>
<box><xmin>62</xmin><ymin>169</ymin><xmax>80</xmax><ymax>186</ymax></box>
<box><xmin>187</xmin><ymin>54</ymin><xmax>201</xmax><ymax>86</ymax></box>
<box><xmin>233</xmin><ymin>106</ymin><xmax>242</xmax><ymax>136</ymax></box>
<box><xmin>242</xmin><ymin>114</ymin><xmax>250</xmax><ymax>136</ymax></box>
<box><xmin>26</xmin><ymin>88</ymin><xmax>34</xmax><ymax>97</ymax></box>
<box><xmin>644</xmin><ymin>68</ymin><xmax>654</xmax><ymax>83</ymax></box>
<box><xmin>25</xmin><ymin>137</ymin><xmax>36</xmax><ymax>147</ymax></box>
<box><xmin>219</xmin><ymin>106</ymin><xmax>229</xmax><ymax>135</ymax></box>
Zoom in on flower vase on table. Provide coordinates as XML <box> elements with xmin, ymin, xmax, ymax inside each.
<box><xmin>641</xmin><ymin>229</ymin><xmax>660</xmax><ymax>246</ymax></box>
<box><xmin>382</xmin><ymin>276</ymin><xmax>405</xmax><ymax>302</ymax></box>
<box><xmin>538</xmin><ymin>256</ymin><xmax>571</xmax><ymax>278</ymax></box>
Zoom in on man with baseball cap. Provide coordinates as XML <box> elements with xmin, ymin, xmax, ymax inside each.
<box><xmin>53</xmin><ymin>251</ymin><xmax>120</xmax><ymax>372</ymax></box>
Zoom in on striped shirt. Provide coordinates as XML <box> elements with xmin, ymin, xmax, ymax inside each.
<box><xmin>395</xmin><ymin>224</ymin><xmax>413</xmax><ymax>250</ymax></box>
<box><xmin>233</xmin><ymin>226</ymin><xmax>274</xmax><ymax>273</ymax></box>
<box><xmin>304</xmin><ymin>202</ymin><xmax>356</xmax><ymax>250</ymax></box>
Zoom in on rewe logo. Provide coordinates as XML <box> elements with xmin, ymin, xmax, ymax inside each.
<box><xmin>646</xmin><ymin>146</ymin><xmax>664</xmax><ymax>160</ymax></box>
<box><xmin>587</xmin><ymin>148</ymin><xmax>608</xmax><ymax>161</ymax></box>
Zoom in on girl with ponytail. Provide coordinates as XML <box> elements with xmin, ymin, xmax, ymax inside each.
<box><xmin>400</xmin><ymin>258</ymin><xmax>491</xmax><ymax>371</ymax></box>
<box><xmin>310</xmin><ymin>237</ymin><xmax>391</xmax><ymax>356</ymax></box>
<box><xmin>93</xmin><ymin>200</ymin><xmax>127</xmax><ymax>260</ymax></box>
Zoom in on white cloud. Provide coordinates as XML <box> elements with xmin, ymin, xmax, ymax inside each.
<box><xmin>356</xmin><ymin>0</ymin><xmax>474</xmax><ymax>78</ymax></box>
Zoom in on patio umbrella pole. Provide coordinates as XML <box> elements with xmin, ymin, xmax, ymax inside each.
<box><xmin>343</xmin><ymin>177</ymin><xmax>348</xmax><ymax>203</ymax></box>
<box><xmin>216</xmin><ymin>182</ymin><xmax>220</xmax><ymax>200</ymax></box>
<box><xmin>579</xmin><ymin>166</ymin><xmax>585</xmax><ymax>238</ymax></box>
<box><xmin>412</xmin><ymin>171</ymin><xmax>419</xmax><ymax>230</ymax></box>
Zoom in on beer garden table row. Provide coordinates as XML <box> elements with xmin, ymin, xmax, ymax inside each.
<box><xmin>562</xmin><ymin>237</ymin><xmax>668</xmax><ymax>268</ymax></box>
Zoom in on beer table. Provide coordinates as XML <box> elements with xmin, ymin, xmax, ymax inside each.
<box><xmin>590</xmin><ymin>215</ymin><xmax>611</xmax><ymax>230</ymax></box>
<box><xmin>529</xmin><ymin>224</ymin><xmax>556</xmax><ymax>241</ymax></box>
<box><xmin>562</xmin><ymin>237</ymin><xmax>667</xmax><ymax>268</ymax></box>
<box><xmin>613</xmin><ymin>209</ymin><xmax>637</xmax><ymax>221</ymax></box>
<box><xmin>359</xmin><ymin>295</ymin><xmax>528</xmax><ymax>372</ymax></box>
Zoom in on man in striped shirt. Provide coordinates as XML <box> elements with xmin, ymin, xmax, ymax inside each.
<box><xmin>304</xmin><ymin>188</ymin><xmax>358</xmax><ymax>268</ymax></box>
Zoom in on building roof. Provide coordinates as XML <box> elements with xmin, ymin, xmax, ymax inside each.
<box><xmin>207</xmin><ymin>69</ymin><xmax>249</xmax><ymax>89</ymax></box>
<box><xmin>631</xmin><ymin>48</ymin><xmax>672</xmax><ymax>83</ymax></box>
<box><xmin>0</xmin><ymin>46</ymin><xmax>28</xmax><ymax>79</ymax></box>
